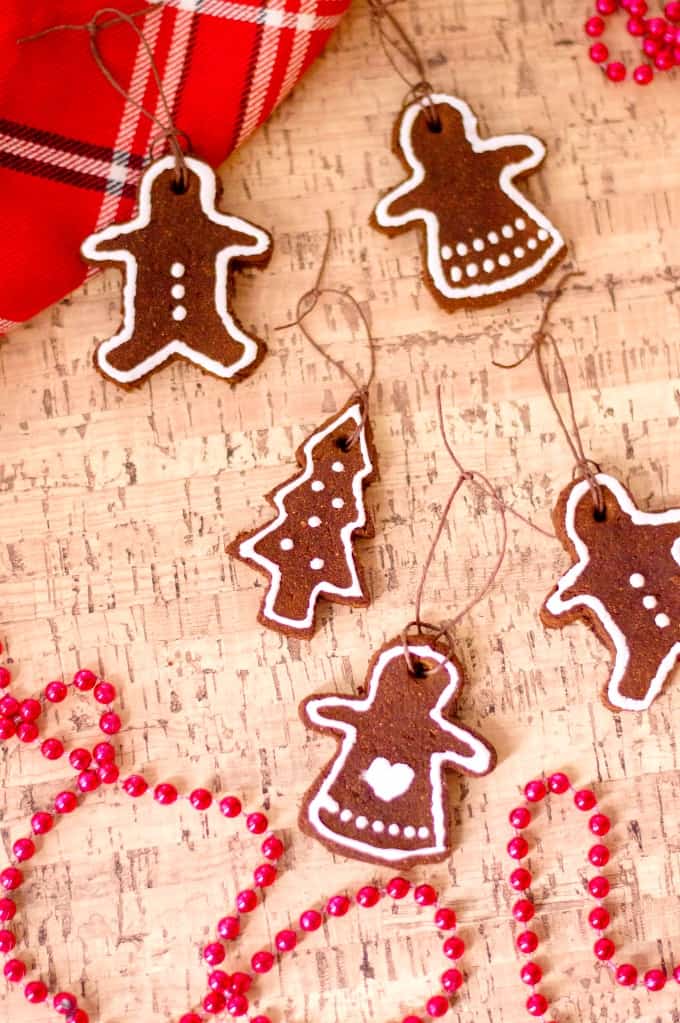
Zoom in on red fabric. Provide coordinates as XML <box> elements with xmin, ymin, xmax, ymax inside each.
<box><xmin>0</xmin><ymin>0</ymin><xmax>350</xmax><ymax>331</ymax></box>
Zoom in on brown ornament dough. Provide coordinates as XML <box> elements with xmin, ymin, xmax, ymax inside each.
<box><xmin>299</xmin><ymin>633</ymin><xmax>496</xmax><ymax>866</ymax></box>
<box><xmin>542</xmin><ymin>472</ymin><xmax>680</xmax><ymax>712</ymax></box>
<box><xmin>227</xmin><ymin>393</ymin><xmax>378</xmax><ymax>640</ymax></box>
<box><xmin>372</xmin><ymin>94</ymin><xmax>566</xmax><ymax>311</ymax></box>
<box><xmin>81</xmin><ymin>154</ymin><xmax>271</xmax><ymax>386</ymax></box>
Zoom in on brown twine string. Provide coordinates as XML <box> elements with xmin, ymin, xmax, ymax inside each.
<box><xmin>19</xmin><ymin>7</ymin><xmax>190</xmax><ymax>189</ymax></box>
<box><xmin>276</xmin><ymin>211</ymin><xmax>378</xmax><ymax>449</ymax></box>
<box><xmin>492</xmin><ymin>270</ymin><xmax>605</xmax><ymax>518</ymax></box>
<box><xmin>402</xmin><ymin>385</ymin><xmax>555</xmax><ymax>677</ymax></box>
<box><xmin>366</xmin><ymin>0</ymin><xmax>441</xmax><ymax>130</ymax></box>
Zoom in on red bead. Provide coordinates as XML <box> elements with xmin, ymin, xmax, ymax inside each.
<box><xmin>509</xmin><ymin>807</ymin><xmax>531</xmax><ymax>829</ymax></box>
<box><xmin>387</xmin><ymin>877</ymin><xmax>410</xmax><ymax>899</ymax></box>
<box><xmin>41</xmin><ymin>737</ymin><xmax>64</xmax><ymax>760</ymax></box>
<box><xmin>46</xmin><ymin>681</ymin><xmax>67</xmax><ymax>703</ymax></box>
<box><xmin>226</xmin><ymin>994</ymin><xmax>249</xmax><ymax>1017</ymax></box>
<box><xmin>510</xmin><ymin>868</ymin><xmax>532</xmax><ymax>891</ymax></box>
<box><xmin>246</xmin><ymin>812</ymin><xmax>268</xmax><ymax>834</ymax></box>
<box><xmin>590</xmin><ymin>42</ymin><xmax>610</xmax><ymax>63</ymax></box>
<box><xmin>12</xmin><ymin>838</ymin><xmax>35</xmax><ymax>861</ymax></box>
<box><xmin>507</xmin><ymin>836</ymin><xmax>529</xmax><ymax>860</ymax></box>
<box><xmin>594</xmin><ymin>937</ymin><xmax>615</xmax><ymax>961</ymax></box>
<box><xmin>588</xmin><ymin>844</ymin><xmax>610</xmax><ymax>868</ymax></box>
<box><xmin>520</xmin><ymin>961</ymin><xmax>542</xmax><ymax>985</ymax></box>
<box><xmin>300</xmin><ymin>909</ymin><xmax>322</xmax><ymax>931</ymax></box>
<box><xmin>93</xmin><ymin>742</ymin><xmax>115</xmax><ymax>765</ymax></box>
<box><xmin>0</xmin><ymin>717</ymin><xmax>16</xmax><ymax>740</ymax></box>
<box><xmin>189</xmin><ymin>788</ymin><xmax>212</xmax><ymax>811</ymax></box>
<box><xmin>509</xmin><ymin>897</ymin><xmax>535</xmax><ymax>925</ymax></box>
<box><xmin>219</xmin><ymin>795</ymin><xmax>242</xmax><ymax>818</ymax></box>
<box><xmin>208</xmin><ymin>970</ymin><xmax>230</xmax><ymax>992</ymax></box>
<box><xmin>77</xmin><ymin>769</ymin><xmax>100</xmax><ymax>793</ymax></box>
<box><xmin>589</xmin><ymin>813</ymin><xmax>610</xmax><ymax>836</ymax></box>
<box><xmin>154</xmin><ymin>783</ymin><xmax>178</xmax><ymax>805</ymax></box>
<box><xmin>414</xmin><ymin>884</ymin><xmax>437</xmax><ymax>907</ymax></box>
<box><xmin>585</xmin><ymin>15</ymin><xmax>605</xmax><ymax>35</ymax></box>
<box><xmin>93</xmin><ymin>681</ymin><xmax>115</xmax><ymax>704</ymax></box>
<box><xmin>53</xmin><ymin>992</ymin><xmax>78</xmax><ymax>1014</ymax></box>
<box><xmin>443</xmin><ymin>935</ymin><xmax>465</xmax><ymax>960</ymax></box>
<box><xmin>643</xmin><ymin>36</ymin><xmax>661</xmax><ymax>55</ymax></box>
<box><xmin>356</xmin><ymin>885</ymin><xmax>380</xmax><ymax>908</ymax></box>
<box><xmin>629</xmin><ymin>0</ymin><xmax>648</xmax><ymax>12</ymax></box>
<box><xmin>327</xmin><ymin>894</ymin><xmax>350</xmax><ymax>916</ymax></box>
<box><xmin>588</xmin><ymin>875</ymin><xmax>610</xmax><ymax>899</ymax></box>
<box><xmin>252</xmin><ymin>950</ymin><xmax>275</xmax><ymax>973</ymax></box>
<box><xmin>648</xmin><ymin>16</ymin><xmax>668</xmax><ymax>35</ymax></box>
<box><xmin>574</xmin><ymin>789</ymin><xmax>597</xmax><ymax>811</ymax></box>
<box><xmin>69</xmin><ymin>748</ymin><xmax>91</xmax><ymax>771</ymax></box>
<box><xmin>204</xmin><ymin>942</ymin><xmax>226</xmax><ymax>966</ymax></box>
<box><xmin>524</xmin><ymin>780</ymin><xmax>546</xmax><ymax>803</ymax></box>
<box><xmin>0</xmin><ymin>667</ymin><xmax>10</xmax><ymax>689</ymax></box>
<box><xmin>627</xmin><ymin>15</ymin><xmax>647</xmax><ymax>34</ymax></box>
<box><xmin>229</xmin><ymin>974</ymin><xmax>251</xmax><ymax>994</ymax></box>
<box><xmin>20</xmin><ymin>699</ymin><xmax>41</xmax><ymax>722</ymax></box>
<box><xmin>218</xmin><ymin>916</ymin><xmax>240</xmax><ymax>940</ymax></box>
<box><xmin>0</xmin><ymin>695</ymin><xmax>19</xmax><ymax>716</ymax></box>
<box><xmin>67</xmin><ymin>1012</ymin><xmax>89</xmax><ymax>1023</ymax></box>
<box><xmin>434</xmin><ymin>907</ymin><xmax>457</xmax><ymax>930</ymax></box>
<box><xmin>596</xmin><ymin>0</ymin><xmax>617</xmax><ymax>11</ymax></box>
<box><xmin>588</xmin><ymin>907</ymin><xmax>610</xmax><ymax>930</ymax></box>
<box><xmin>667</xmin><ymin>1</ymin><xmax>680</xmax><ymax>19</ymax></box>
<box><xmin>262</xmin><ymin>835</ymin><xmax>284</xmax><ymax>860</ymax></box>
<box><xmin>441</xmin><ymin>968</ymin><xmax>463</xmax><ymax>993</ymax></box>
<box><xmin>4</xmin><ymin>958</ymin><xmax>26</xmax><ymax>982</ymax></box>
<box><xmin>31</xmin><ymin>811</ymin><xmax>53</xmax><ymax>835</ymax></box>
<box><xmin>17</xmin><ymin>722</ymin><xmax>38</xmax><ymax>743</ymax></box>
<box><xmin>402</xmin><ymin>1018</ymin><xmax>423</xmax><ymax>1023</ymax></box>
<box><xmin>254</xmin><ymin>863</ymin><xmax>277</xmax><ymax>888</ymax></box>
<box><xmin>0</xmin><ymin>929</ymin><xmax>16</xmax><ymax>953</ymax></box>
<box><xmin>123</xmin><ymin>774</ymin><xmax>148</xmax><ymax>797</ymax></box>
<box><xmin>644</xmin><ymin>968</ymin><xmax>667</xmax><ymax>991</ymax></box>
<box><xmin>55</xmin><ymin>791</ymin><xmax>78</xmax><ymax>814</ymax></box>
<box><xmin>73</xmin><ymin>669</ymin><xmax>97</xmax><ymax>691</ymax></box>
<box><xmin>275</xmin><ymin>928</ymin><xmax>297</xmax><ymax>951</ymax></box>
<box><xmin>516</xmin><ymin>931</ymin><xmax>538</xmax><ymax>954</ymax></box>
<box><xmin>251</xmin><ymin>1018</ymin><xmax>272</xmax><ymax>1023</ymax></box>
<box><xmin>25</xmin><ymin>980</ymin><xmax>48</xmax><ymax>1003</ymax></box>
<box><xmin>526</xmin><ymin>993</ymin><xmax>548</xmax><ymax>1017</ymax></box>
<box><xmin>1</xmin><ymin>867</ymin><xmax>23</xmax><ymax>891</ymax></box>
<box><xmin>236</xmin><ymin>889</ymin><xmax>258</xmax><ymax>913</ymax></box>
<box><xmin>616</xmin><ymin>963</ymin><xmax>638</xmax><ymax>986</ymax></box>
<box><xmin>674</xmin><ymin>964</ymin><xmax>680</xmax><ymax>983</ymax></box>
<box><xmin>606</xmin><ymin>61</ymin><xmax>627</xmax><ymax>80</ymax></box>
<box><xmin>203</xmin><ymin>991</ymin><xmax>226</xmax><ymax>1015</ymax></box>
<box><xmin>425</xmin><ymin>995</ymin><xmax>449</xmax><ymax>1018</ymax></box>
<box><xmin>98</xmin><ymin>763</ymin><xmax>119</xmax><ymax>785</ymax></box>
<box><xmin>180</xmin><ymin>1016</ymin><xmax>203</xmax><ymax>1023</ymax></box>
<box><xmin>0</xmin><ymin>898</ymin><xmax>15</xmax><ymax>922</ymax></box>
<box><xmin>99</xmin><ymin>711</ymin><xmax>121</xmax><ymax>735</ymax></box>
<box><xmin>655</xmin><ymin>49</ymin><xmax>675</xmax><ymax>69</ymax></box>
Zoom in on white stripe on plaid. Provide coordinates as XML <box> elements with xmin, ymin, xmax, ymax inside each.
<box><xmin>236</xmin><ymin>0</ymin><xmax>289</xmax><ymax>147</ymax></box>
<box><xmin>161</xmin><ymin>0</ymin><xmax>345</xmax><ymax>32</ymax></box>
<box><xmin>0</xmin><ymin>318</ymin><xmax>19</xmax><ymax>333</ymax></box>
<box><xmin>0</xmin><ymin>133</ymin><xmax>133</xmax><ymax>183</ymax></box>
<box><xmin>275</xmin><ymin>0</ymin><xmax>319</xmax><ymax>106</ymax></box>
<box><xmin>151</xmin><ymin>4</ymin><xmax>196</xmax><ymax>136</ymax></box>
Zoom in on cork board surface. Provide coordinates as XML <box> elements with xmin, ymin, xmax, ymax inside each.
<box><xmin>1</xmin><ymin>2</ymin><xmax>680</xmax><ymax>1022</ymax></box>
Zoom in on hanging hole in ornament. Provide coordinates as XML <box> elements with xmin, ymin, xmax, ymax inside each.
<box><xmin>411</xmin><ymin>659</ymin><xmax>429</xmax><ymax>680</ymax></box>
<box><xmin>170</xmin><ymin>174</ymin><xmax>189</xmax><ymax>196</ymax></box>
<box><xmin>593</xmin><ymin>504</ymin><xmax>607</xmax><ymax>523</ymax></box>
<box><xmin>426</xmin><ymin>116</ymin><xmax>443</xmax><ymax>134</ymax></box>
<box><xmin>335</xmin><ymin>435</ymin><xmax>351</xmax><ymax>452</ymax></box>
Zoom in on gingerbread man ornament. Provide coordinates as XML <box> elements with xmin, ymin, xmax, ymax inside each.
<box><xmin>82</xmin><ymin>155</ymin><xmax>271</xmax><ymax>385</ymax></box>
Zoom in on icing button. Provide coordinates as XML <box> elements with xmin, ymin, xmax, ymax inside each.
<box><xmin>629</xmin><ymin>573</ymin><xmax>645</xmax><ymax>588</ymax></box>
<box><xmin>527</xmin><ymin>237</ymin><xmax>538</xmax><ymax>250</ymax></box>
<box><xmin>331</xmin><ymin>461</ymin><xmax>344</xmax><ymax>473</ymax></box>
<box><xmin>307</xmin><ymin>516</ymin><xmax>321</xmax><ymax>528</ymax></box>
<box><xmin>498</xmin><ymin>254</ymin><xmax>511</xmax><ymax>267</ymax></box>
<box><xmin>280</xmin><ymin>538</ymin><xmax>294</xmax><ymax>551</ymax></box>
<box><xmin>456</xmin><ymin>242</ymin><xmax>468</xmax><ymax>256</ymax></box>
<box><xmin>487</xmin><ymin>230</ymin><xmax>500</xmax><ymax>244</ymax></box>
<box><xmin>340</xmin><ymin>809</ymin><xmax>353</xmax><ymax>822</ymax></box>
<box><xmin>332</xmin><ymin>498</ymin><xmax>344</xmax><ymax>509</ymax></box>
<box><xmin>172</xmin><ymin>305</ymin><xmax>187</xmax><ymax>321</ymax></box>
<box><xmin>170</xmin><ymin>261</ymin><xmax>185</xmax><ymax>278</ymax></box>
<box><xmin>515</xmin><ymin>217</ymin><xmax>526</xmax><ymax>230</ymax></box>
<box><xmin>513</xmin><ymin>246</ymin><xmax>525</xmax><ymax>259</ymax></box>
<box><xmin>441</xmin><ymin>245</ymin><xmax>453</xmax><ymax>260</ymax></box>
<box><xmin>501</xmin><ymin>224</ymin><xmax>514</xmax><ymax>238</ymax></box>
<box><xmin>537</xmin><ymin>228</ymin><xmax>549</xmax><ymax>241</ymax></box>
<box><xmin>472</xmin><ymin>238</ymin><xmax>485</xmax><ymax>251</ymax></box>
<box><xmin>311</xmin><ymin>480</ymin><xmax>325</xmax><ymax>492</ymax></box>
<box><xmin>643</xmin><ymin>595</ymin><xmax>658</xmax><ymax>609</ymax></box>
<box><xmin>483</xmin><ymin>258</ymin><xmax>495</xmax><ymax>273</ymax></box>
<box><xmin>655</xmin><ymin>613</ymin><xmax>671</xmax><ymax>629</ymax></box>
<box><xmin>403</xmin><ymin>825</ymin><xmax>416</xmax><ymax>839</ymax></box>
<box><xmin>171</xmin><ymin>283</ymin><xmax>185</xmax><ymax>299</ymax></box>
<box><xmin>451</xmin><ymin>266</ymin><xmax>463</xmax><ymax>283</ymax></box>
<box><xmin>310</xmin><ymin>558</ymin><xmax>325</xmax><ymax>571</ymax></box>
<box><xmin>355</xmin><ymin>816</ymin><xmax>368</xmax><ymax>830</ymax></box>
<box><xmin>466</xmin><ymin>263</ymin><xmax>479</xmax><ymax>278</ymax></box>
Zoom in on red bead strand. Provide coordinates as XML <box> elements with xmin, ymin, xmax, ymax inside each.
<box><xmin>584</xmin><ymin>0</ymin><xmax>680</xmax><ymax>83</ymax></box>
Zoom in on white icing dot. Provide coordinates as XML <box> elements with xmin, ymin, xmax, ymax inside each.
<box><xmin>310</xmin><ymin>557</ymin><xmax>325</xmax><ymax>570</ymax></box>
<box><xmin>537</xmin><ymin>228</ymin><xmax>549</xmax><ymax>241</ymax></box>
<box><xmin>172</xmin><ymin>305</ymin><xmax>187</xmax><ymax>321</ymax></box>
<box><xmin>403</xmin><ymin>825</ymin><xmax>416</xmax><ymax>839</ymax></box>
<box><xmin>280</xmin><ymin>538</ymin><xmax>294</xmax><ymax>551</ymax></box>
<box><xmin>515</xmin><ymin>217</ymin><xmax>526</xmax><ymax>231</ymax></box>
<box><xmin>501</xmin><ymin>224</ymin><xmax>514</xmax><ymax>239</ymax></box>
<box><xmin>466</xmin><ymin>263</ymin><xmax>479</xmax><ymax>278</ymax></box>
<box><xmin>629</xmin><ymin>573</ymin><xmax>645</xmax><ymax>588</ymax></box>
<box><xmin>332</xmin><ymin>498</ymin><xmax>345</xmax><ymax>509</ymax></box>
<box><xmin>311</xmin><ymin>480</ymin><xmax>325</xmax><ymax>492</ymax></box>
<box><xmin>441</xmin><ymin>245</ymin><xmax>453</xmax><ymax>260</ymax></box>
<box><xmin>451</xmin><ymin>266</ymin><xmax>463</xmax><ymax>283</ymax></box>
<box><xmin>331</xmin><ymin>461</ymin><xmax>344</xmax><ymax>473</ymax></box>
<box><xmin>498</xmin><ymin>253</ymin><xmax>511</xmax><ymax>268</ymax></box>
<box><xmin>355</xmin><ymin>815</ymin><xmax>368</xmax><ymax>830</ymax></box>
<box><xmin>171</xmin><ymin>283</ymin><xmax>185</xmax><ymax>300</ymax></box>
<box><xmin>483</xmin><ymin>258</ymin><xmax>495</xmax><ymax>274</ymax></box>
<box><xmin>456</xmin><ymin>242</ymin><xmax>468</xmax><ymax>257</ymax></box>
<box><xmin>472</xmin><ymin>237</ymin><xmax>484</xmax><ymax>252</ymax></box>
<box><xmin>170</xmin><ymin>262</ymin><xmax>185</xmax><ymax>278</ymax></box>
<box><xmin>340</xmin><ymin>809</ymin><xmax>353</xmax><ymax>822</ymax></box>
<box><xmin>417</xmin><ymin>826</ymin><xmax>430</xmax><ymax>839</ymax></box>
<box><xmin>388</xmin><ymin>823</ymin><xmax>400</xmax><ymax>837</ymax></box>
<box><xmin>372</xmin><ymin>820</ymin><xmax>385</xmax><ymax>833</ymax></box>
<box><xmin>655</xmin><ymin>613</ymin><xmax>671</xmax><ymax>629</ymax></box>
<box><xmin>307</xmin><ymin>516</ymin><xmax>321</xmax><ymax>528</ymax></box>
<box><xmin>643</xmin><ymin>595</ymin><xmax>658</xmax><ymax>610</ymax></box>
<box><xmin>527</xmin><ymin>238</ymin><xmax>538</xmax><ymax>250</ymax></box>
<box><xmin>513</xmin><ymin>246</ymin><xmax>525</xmax><ymax>259</ymax></box>
<box><xmin>487</xmin><ymin>231</ymin><xmax>500</xmax><ymax>244</ymax></box>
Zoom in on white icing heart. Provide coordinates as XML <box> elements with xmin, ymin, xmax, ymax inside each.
<box><xmin>363</xmin><ymin>757</ymin><xmax>415</xmax><ymax>802</ymax></box>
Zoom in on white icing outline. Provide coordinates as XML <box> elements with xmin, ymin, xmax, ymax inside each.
<box><xmin>305</xmin><ymin>643</ymin><xmax>493</xmax><ymax>863</ymax></box>
<box><xmin>546</xmin><ymin>473</ymin><xmax>680</xmax><ymax>711</ymax></box>
<box><xmin>81</xmin><ymin>155</ymin><xmax>271</xmax><ymax>384</ymax></box>
<box><xmin>374</xmin><ymin>94</ymin><xmax>564</xmax><ymax>302</ymax></box>
<box><xmin>238</xmin><ymin>401</ymin><xmax>372</xmax><ymax>631</ymax></box>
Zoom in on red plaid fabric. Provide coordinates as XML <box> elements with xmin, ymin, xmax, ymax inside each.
<box><xmin>0</xmin><ymin>0</ymin><xmax>350</xmax><ymax>332</ymax></box>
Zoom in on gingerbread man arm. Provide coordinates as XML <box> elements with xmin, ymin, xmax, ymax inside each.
<box><xmin>428</xmin><ymin>715</ymin><xmax>496</xmax><ymax>777</ymax></box>
<box><xmin>301</xmin><ymin>693</ymin><xmax>364</xmax><ymax>733</ymax></box>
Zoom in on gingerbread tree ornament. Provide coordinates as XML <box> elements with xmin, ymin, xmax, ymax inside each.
<box><xmin>542</xmin><ymin>473</ymin><xmax>680</xmax><ymax>712</ymax></box>
<box><xmin>228</xmin><ymin>394</ymin><xmax>378</xmax><ymax>639</ymax></box>
<box><xmin>373</xmin><ymin>94</ymin><xmax>565</xmax><ymax>310</ymax></box>
<box><xmin>82</xmin><ymin>154</ymin><xmax>271</xmax><ymax>385</ymax></box>
<box><xmin>300</xmin><ymin>634</ymin><xmax>496</xmax><ymax>866</ymax></box>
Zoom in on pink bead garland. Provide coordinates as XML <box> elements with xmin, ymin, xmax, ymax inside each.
<box><xmin>506</xmin><ymin>771</ymin><xmax>680</xmax><ymax>1017</ymax></box>
<box><xmin>584</xmin><ymin>0</ymin><xmax>680</xmax><ymax>82</ymax></box>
